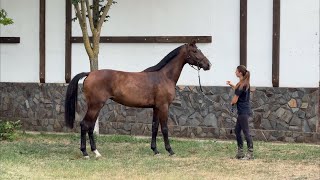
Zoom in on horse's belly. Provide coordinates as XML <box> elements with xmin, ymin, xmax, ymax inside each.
<box><xmin>112</xmin><ymin>90</ymin><xmax>155</xmax><ymax>108</ymax></box>
<box><xmin>112</xmin><ymin>97</ymin><xmax>154</xmax><ymax>108</ymax></box>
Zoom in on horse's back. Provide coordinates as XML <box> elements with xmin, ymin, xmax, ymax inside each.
<box><xmin>83</xmin><ymin>69</ymin><xmax>163</xmax><ymax>107</ymax></box>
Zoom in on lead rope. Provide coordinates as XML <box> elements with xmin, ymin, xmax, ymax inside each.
<box><xmin>186</xmin><ymin>45</ymin><xmax>235</xmax><ymax>134</ymax></box>
<box><xmin>189</xmin><ymin>64</ymin><xmax>237</xmax><ymax>135</ymax></box>
<box><xmin>196</xmin><ymin>62</ymin><xmax>204</xmax><ymax>92</ymax></box>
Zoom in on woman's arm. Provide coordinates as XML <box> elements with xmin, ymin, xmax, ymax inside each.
<box><xmin>226</xmin><ymin>81</ymin><xmax>236</xmax><ymax>90</ymax></box>
<box><xmin>231</xmin><ymin>95</ymin><xmax>239</xmax><ymax>105</ymax></box>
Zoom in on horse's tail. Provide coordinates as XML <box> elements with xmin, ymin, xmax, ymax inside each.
<box><xmin>65</xmin><ymin>72</ymin><xmax>90</xmax><ymax>129</ymax></box>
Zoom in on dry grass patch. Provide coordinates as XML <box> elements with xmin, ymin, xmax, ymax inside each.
<box><xmin>0</xmin><ymin>133</ymin><xmax>319</xmax><ymax>180</ymax></box>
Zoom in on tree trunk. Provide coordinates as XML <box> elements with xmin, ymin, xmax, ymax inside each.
<box><xmin>90</xmin><ymin>57</ymin><xmax>99</xmax><ymax>71</ymax></box>
<box><xmin>94</xmin><ymin>117</ymin><xmax>99</xmax><ymax>134</ymax></box>
<box><xmin>89</xmin><ymin>56</ymin><xmax>99</xmax><ymax>133</ymax></box>
<box><xmin>73</xmin><ymin>0</ymin><xmax>114</xmax><ymax>134</ymax></box>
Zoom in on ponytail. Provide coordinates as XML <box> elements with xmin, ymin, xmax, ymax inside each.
<box><xmin>243</xmin><ymin>70</ymin><xmax>250</xmax><ymax>90</ymax></box>
<box><xmin>235</xmin><ymin>65</ymin><xmax>250</xmax><ymax>91</ymax></box>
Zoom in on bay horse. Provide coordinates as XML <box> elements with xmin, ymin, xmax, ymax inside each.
<box><xmin>65</xmin><ymin>41</ymin><xmax>211</xmax><ymax>158</ymax></box>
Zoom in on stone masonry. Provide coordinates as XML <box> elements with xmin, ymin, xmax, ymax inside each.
<box><xmin>0</xmin><ymin>82</ymin><xmax>319</xmax><ymax>143</ymax></box>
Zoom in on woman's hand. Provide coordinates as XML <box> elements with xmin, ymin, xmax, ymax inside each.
<box><xmin>226</xmin><ymin>81</ymin><xmax>235</xmax><ymax>89</ymax></box>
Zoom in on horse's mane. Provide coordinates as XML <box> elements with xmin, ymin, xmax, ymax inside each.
<box><xmin>143</xmin><ymin>45</ymin><xmax>183</xmax><ymax>72</ymax></box>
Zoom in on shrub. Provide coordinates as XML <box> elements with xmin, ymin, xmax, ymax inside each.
<box><xmin>0</xmin><ymin>120</ymin><xmax>21</xmax><ymax>141</ymax></box>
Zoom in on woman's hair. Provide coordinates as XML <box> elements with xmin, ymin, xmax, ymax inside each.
<box><xmin>235</xmin><ymin>65</ymin><xmax>250</xmax><ymax>91</ymax></box>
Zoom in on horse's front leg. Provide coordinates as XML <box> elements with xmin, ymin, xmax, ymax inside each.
<box><xmin>151</xmin><ymin>108</ymin><xmax>160</xmax><ymax>155</ymax></box>
<box><xmin>159</xmin><ymin>105</ymin><xmax>175</xmax><ymax>156</ymax></box>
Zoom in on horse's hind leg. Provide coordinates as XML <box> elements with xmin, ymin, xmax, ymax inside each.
<box><xmin>80</xmin><ymin>120</ymin><xmax>90</xmax><ymax>158</ymax></box>
<box><xmin>88</xmin><ymin>117</ymin><xmax>102</xmax><ymax>158</ymax></box>
<box><xmin>88</xmin><ymin>127</ymin><xmax>101</xmax><ymax>158</ymax></box>
<box><xmin>80</xmin><ymin>103</ymin><xmax>104</xmax><ymax>158</ymax></box>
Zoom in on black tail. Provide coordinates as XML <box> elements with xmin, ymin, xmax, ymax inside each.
<box><xmin>65</xmin><ymin>72</ymin><xmax>89</xmax><ymax>129</ymax></box>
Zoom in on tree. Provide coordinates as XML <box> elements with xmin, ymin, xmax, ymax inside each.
<box><xmin>72</xmin><ymin>0</ymin><xmax>116</xmax><ymax>71</ymax></box>
<box><xmin>0</xmin><ymin>9</ymin><xmax>13</xmax><ymax>26</ymax></box>
<box><xmin>72</xmin><ymin>0</ymin><xmax>116</xmax><ymax>133</ymax></box>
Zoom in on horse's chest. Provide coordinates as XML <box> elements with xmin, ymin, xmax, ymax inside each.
<box><xmin>159</xmin><ymin>88</ymin><xmax>176</xmax><ymax>103</ymax></box>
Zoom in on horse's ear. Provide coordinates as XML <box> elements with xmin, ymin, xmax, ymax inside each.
<box><xmin>189</xmin><ymin>40</ymin><xmax>197</xmax><ymax>46</ymax></box>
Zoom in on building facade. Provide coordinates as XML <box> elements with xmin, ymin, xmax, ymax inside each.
<box><xmin>0</xmin><ymin>0</ymin><xmax>319</xmax><ymax>142</ymax></box>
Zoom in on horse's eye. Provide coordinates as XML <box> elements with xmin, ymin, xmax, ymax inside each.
<box><xmin>193</xmin><ymin>50</ymin><xmax>197</xmax><ymax>53</ymax></box>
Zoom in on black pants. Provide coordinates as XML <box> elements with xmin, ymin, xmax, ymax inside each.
<box><xmin>235</xmin><ymin>114</ymin><xmax>253</xmax><ymax>150</ymax></box>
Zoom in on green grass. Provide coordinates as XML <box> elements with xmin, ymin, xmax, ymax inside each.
<box><xmin>0</xmin><ymin>133</ymin><xmax>319</xmax><ymax>180</ymax></box>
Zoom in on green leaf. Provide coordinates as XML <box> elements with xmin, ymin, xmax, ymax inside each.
<box><xmin>71</xmin><ymin>0</ymin><xmax>80</xmax><ymax>5</ymax></box>
<box><xmin>0</xmin><ymin>9</ymin><xmax>14</xmax><ymax>26</ymax></box>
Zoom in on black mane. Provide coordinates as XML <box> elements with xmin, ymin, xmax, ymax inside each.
<box><xmin>143</xmin><ymin>45</ymin><xmax>183</xmax><ymax>72</ymax></box>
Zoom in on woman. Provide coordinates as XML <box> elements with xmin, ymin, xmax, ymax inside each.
<box><xmin>226</xmin><ymin>65</ymin><xmax>253</xmax><ymax>160</ymax></box>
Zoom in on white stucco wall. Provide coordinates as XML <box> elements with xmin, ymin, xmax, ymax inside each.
<box><xmin>247</xmin><ymin>0</ymin><xmax>273</xmax><ymax>87</ymax></box>
<box><xmin>72</xmin><ymin>0</ymin><xmax>218</xmax><ymax>86</ymax></box>
<box><xmin>0</xmin><ymin>0</ymin><xmax>39</xmax><ymax>82</ymax></box>
<box><xmin>45</xmin><ymin>0</ymin><xmax>66</xmax><ymax>83</ymax></box>
<box><xmin>0</xmin><ymin>0</ymin><xmax>319</xmax><ymax>87</ymax></box>
<box><xmin>279</xmin><ymin>0</ymin><xmax>319</xmax><ymax>87</ymax></box>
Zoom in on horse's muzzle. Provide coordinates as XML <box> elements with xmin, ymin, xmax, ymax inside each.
<box><xmin>203</xmin><ymin>61</ymin><xmax>211</xmax><ymax>71</ymax></box>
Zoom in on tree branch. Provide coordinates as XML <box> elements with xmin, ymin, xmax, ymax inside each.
<box><xmin>74</xmin><ymin>3</ymin><xmax>83</xmax><ymax>23</ymax></box>
<box><xmin>96</xmin><ymin>0</ymin><xmax>113</xmax><ymax>32</ymax></box>
<box><xmin>85</xmin><ymin>0</ymin><xmax>95</xmax><ymax>32</ymax></box>
<box><xmin>74</xmin><ymin>2</ymin><xmax>94</xmax><ymax>58</ymax></box>
<box><xmin>80</xmin><ymin>0</ymin><xmax>87</xmax><ymax>25</ymax></box>
<box><xmin>92</xmin><ymin>0</ymin><xmax>99</xmax><ymax>28</ymax></box>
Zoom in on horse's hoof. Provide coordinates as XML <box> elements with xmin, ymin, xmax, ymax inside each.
<box><xmin>154</xmin><ymin>153</ymin><xmax>160</xmax><ymax>156</ymax></box>
<box><xmin>153</xmin><ymin>149</ymin><xmax>160</xmax><ymax>155</ymax></box>
<box><xmin>169</xmin><ymin>152</ymin><xmax>175</xmax><ymax>156</ymax></box>
<box><xmin>93</xmin><ymin>150</ymin><xmax>102</xmax><ymax>158</ymax></box>
<box><xmin>83</xmin><ymin>156</ymin><xmax>90</xmax><ymax>159</ymax></box>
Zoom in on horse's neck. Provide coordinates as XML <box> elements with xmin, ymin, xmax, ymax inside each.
<box><xmin>161</xmin><ymin>54</ymin><xmax>186</xmax><ymax>84</ymax></box>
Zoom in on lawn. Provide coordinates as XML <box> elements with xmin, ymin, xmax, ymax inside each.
<box><xmin>0</xmin><ymin>133</ymin><xmax>319</xmax><ymax>180</ymax></box>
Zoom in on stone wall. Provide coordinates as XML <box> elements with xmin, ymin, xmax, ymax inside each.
<box><xmin>0</xmin><ymin>82</ymin><xmax>319</xmax><ymax>143</ymax></box>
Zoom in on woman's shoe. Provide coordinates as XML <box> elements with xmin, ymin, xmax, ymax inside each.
<box><xmin>241</xmin><ymin>149</ymin><xmax>254</xmax><ymax>160</ymax></box>
<box><xmin>235</xmin><ymin>148</ymin><xmax>245</xmax><ymax>159</ymax></box>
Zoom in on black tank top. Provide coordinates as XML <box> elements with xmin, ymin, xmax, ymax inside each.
<box><xmin>235</xmin><ymin>85</ymin><xmax>251</xmax><ymax>115</ymax></box>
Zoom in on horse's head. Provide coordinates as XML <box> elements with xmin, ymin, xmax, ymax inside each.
<box><xmin>185</xmin><ymin>41</ymin><xmax>211</xmax><ymax>70</ymax></box>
